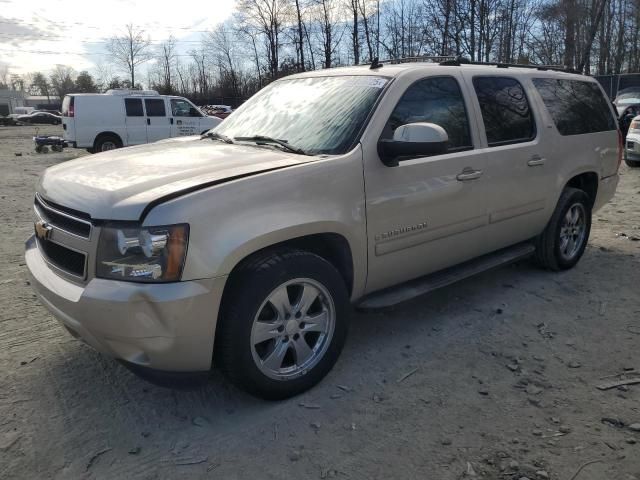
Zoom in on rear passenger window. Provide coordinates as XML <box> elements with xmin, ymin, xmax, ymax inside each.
<box><xmin>145</xmin><ymin>99</ymin><xmax>166</xmax><ymax>117</ymax></box>
<box><xmin>124</xmin><ymin>98</ymin><xmax>143</xmax><ymax>117</ymax></box>
<box><xmin>532</xmin><ymin>78</ymin><xmax>617</xmax><ymax>135</ymax></box>
<box><xmin>383</xmin><ymin>76</ymin><xmax>472</xmax><ymax>151</ymax></box>
<box><xmin>473</xmin><ymin>77</ymin><xmax>535</xmax><ymax>146</ymax></box>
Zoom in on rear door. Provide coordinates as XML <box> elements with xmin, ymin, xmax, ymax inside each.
<box><xmin>463</xmin><ymin>74</ymin><xmax>555</xmax><ymax>253</ymax></box>
<box><xmin>124</xmin><ymin>98</ymin><xmax>147</xmax><ymax>145</ymax></box>
<box><xmin>144</xmin><ymin>98</ymin><xmax>171</xmax><ymax>143</ymax></box>
<box><xmin>169</xmin><ymin>98</ymin><xmax>203</xmax><ymax>137</ymax></box>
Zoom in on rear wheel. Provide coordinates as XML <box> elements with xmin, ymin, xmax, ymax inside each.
<box><xmin>216</xmin><ymin>250</ymin><xmax>349</xmax><ymax>400</ymax></box>
<box><xmin>534</xmin><ymin>188</ymin><xmax>592</xmax><ymax>271</ymax></box>
<box><xmin>94</xmin><ymin>134</ymin><xmax>122</xmax><ymax>153</ymax></box>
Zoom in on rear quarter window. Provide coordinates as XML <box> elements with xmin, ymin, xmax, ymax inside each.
<box><xmin>532</xmin><ymin>78</ymin><xmax>617</xmax><ymax>135</ymax></box>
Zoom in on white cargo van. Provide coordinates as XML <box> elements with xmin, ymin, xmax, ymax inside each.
<box><xmin>61</xmin><ymin>89</ymin><xmax>222</xmax><ymax>153</ymax></box>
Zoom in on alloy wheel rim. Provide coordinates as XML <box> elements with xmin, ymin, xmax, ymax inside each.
<box><xmin>250</xmin><ymin>278</ymin><xmax>335</xmax><ymax>380</ymax></box>
<box><xmin>559</xmin><ymin>203</ymin><xmax>587</xmax><ymax>261</ymax></box>
<box><xmin>101</xmin><ymin>141</ymin><xmax>116</xmax><ymax>151</ymax></box>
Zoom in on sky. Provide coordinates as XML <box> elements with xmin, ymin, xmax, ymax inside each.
<box><xmin>0</xmin><ymin>0</ymin><xmax>237</xmax><ymax>77</ymax></box>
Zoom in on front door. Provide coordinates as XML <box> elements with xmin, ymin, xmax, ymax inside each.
<box><xmin>124</xmin><ymin>98</ymin><xmax>147</xmax><ymax>146</ymax></box>
<box><xmin>144</xmin><ymin>98</ymin><xmax>171</xmax><ymax>143</ymax></box>
<box><xmin>170</xmin><ymin>98</ymin><xmax>204</xmax><ymax>137</ymax></box>
<box><xmin>463</xmin><ymin>74</ymin><xmax>555</xmax><ymax>253</ymax></box>
<box><xmin>363</xmin><ymin>74</ymin><xmax>489</xmax><ymax>294</ymax></box>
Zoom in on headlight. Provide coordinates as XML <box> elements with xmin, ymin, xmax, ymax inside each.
<box><xmin>97</xmin><ymin>224</ymin><xmax>189</xmax><ymax>282</ymax></box>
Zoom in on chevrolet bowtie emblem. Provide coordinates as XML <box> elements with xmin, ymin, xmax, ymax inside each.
<box><xmin>34</xmin><ymin>220</ymin><xmax>53</xmax><ymax>241</ymax></box>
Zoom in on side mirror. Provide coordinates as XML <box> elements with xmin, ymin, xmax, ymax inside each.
<box><xmin>378</xmin><ymin>122</ymin><xmax>449</xmax><ymax>166</ymax></box>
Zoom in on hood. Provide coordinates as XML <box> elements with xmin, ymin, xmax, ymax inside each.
<box><xmin>38</xmin><ymin>136</ymin><xmax>314</xmax><ymax>221</ymax></box>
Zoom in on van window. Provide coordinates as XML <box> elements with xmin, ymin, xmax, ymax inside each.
<box><xmin>532</xmin><ymin>78</ymin><xmax>617</xmax><ymax>135</ymax></box>
<box><xmin>383</xmin><ymin>76</ymin><xmax>472</xmax><ymax>151</ymax></box>
<box><xmin>472</xmin><ymin>77</ymin><xmax>536</xmax><ymax>146</ymax></box>
<box><xmin>145</xmin><ymin>99</ymin><xmax>166</xmax><ymax>117</ymax></box>
<box><xmin>61</xmin><ymin>96</ymin><xmax>73</xmax><ymax>117</ymax></box>
<box><xmin>125</xmin><ymin>98</ymin><xmax>144</xmax><ymax>117</ymax></box>
<box><xmin>171</xmin><ymin>99</ymin><xmax>202</xmax><ymax>117</ymax></box>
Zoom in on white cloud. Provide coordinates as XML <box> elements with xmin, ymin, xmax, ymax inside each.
<box><xmin>0</xmin><ymin>0</ymin><xmax>236</xmax><ymax>75</ymax></box>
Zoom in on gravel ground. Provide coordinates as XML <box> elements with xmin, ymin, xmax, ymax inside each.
<box><xmin>1</xmin><ymin>125</ymin><xmax>640</xmax><ymax>480</ymax></box>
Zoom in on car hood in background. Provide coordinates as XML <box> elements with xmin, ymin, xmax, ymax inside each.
<box><xmin>37</xmin><ymin>136</ymin><xmax>315</xmax><ymax>221</ymax></box>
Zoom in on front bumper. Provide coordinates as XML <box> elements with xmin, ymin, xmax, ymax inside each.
<box><xmin>625</xmin><ymin>136</ymin><xmax>640</xmax><ymax>161</ymax></box>
<box><xmin>25</xmin><ymin>235</ymin><xmax>227</xmax><ymax>372</ymax></box>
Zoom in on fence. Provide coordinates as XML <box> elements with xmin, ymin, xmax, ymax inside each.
<box><xmin>594</xmin><ymin>74</ymin><xmax>640</xmax><ymax>99</ymax></box>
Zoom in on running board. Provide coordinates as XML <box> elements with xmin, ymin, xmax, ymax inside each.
<box><xmin>357</xmin><ymin>242</ymin><xmax>536</xmax><ymax>310</ymax></box>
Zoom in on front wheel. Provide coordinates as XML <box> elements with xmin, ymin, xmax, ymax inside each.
<box><xmin>625</xmin><ymin>158</ymin><xmax>640</xmax><ymax>168</ymax></box>
<box><xmin>534</xmin><ymin>188</ymin><xmax>592</xmax><ymax>271</ymax></box>
<box><xmin>216</xmin><ymin>250</ymin><xmax>349</xmax><ymax>400</ymax></box>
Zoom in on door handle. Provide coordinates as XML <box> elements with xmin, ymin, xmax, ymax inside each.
<box><xmin>146</xmin><ymin>118</ymin><xmax>150</xmax><ymax>125</ymax></box>
<box><xmin>528</xmin><ymin>155</ymin><xmax>546</xmax><ymax>166</ymax></box>
<box><xmin>170</xmin><ymin>118</ymin><xmax>174</xmax><ymax>125</ymax></box>
<box><xmin>456</xmin><ymin>168</ymin><xmax>483</xmax><ymax>182</ymax></box>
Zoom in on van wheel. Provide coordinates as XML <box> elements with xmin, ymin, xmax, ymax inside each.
<box><xmin>534</xmin><ymin>188</ymin><xmax>592</xmax><ymax>271</ymax></box>
<box><xmin>94</xmin><ymin>134</ymin><xmax>122</xmax><ymax>152</ymax></box>
<box><xmin>216</xmin><ymin>250</ymin><xmax>349</xmax><ymax>400</ymax></box>
<box><xmin>625</xmin><ymin>159</ymin><xmax>640</xmax><ymax>168</ymax></box>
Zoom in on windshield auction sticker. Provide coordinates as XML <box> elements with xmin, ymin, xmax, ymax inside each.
<box><xmin>344</xmin><ymin>77</ymin><xmax>389</xmax><ymax>89</ymax></box>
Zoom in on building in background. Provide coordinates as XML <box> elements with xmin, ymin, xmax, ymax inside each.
<box><xmin>23</xmin><ymin>95</ymin><xmax>60</xmax><ymax>111</ymax></box>
<box><xmin>0</xmin><ymin>89</ymin><xmax>25</xmax><ymax>115</ymax></box>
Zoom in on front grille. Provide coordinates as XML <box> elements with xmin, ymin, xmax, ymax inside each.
<box><xmin>37</xmin><ymin>238</ymin><xmax>86</xmax><ymax>277</ymax></box>
<box><xmin>34</xmin><ymin>194</ymin><xmax>91</xmax><ymax>238</ymax></box>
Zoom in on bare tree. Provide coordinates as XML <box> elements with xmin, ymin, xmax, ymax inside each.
<box><xmin>157</xmin><ymin>36</ymin><xmax>177</xmax><ymax>93</ymax></box>
<box><xmin>50</xmin><ymin>65</ymin><xmax>76</xmax><ymax>100</ymax></box>
<box><xmin>236</xmin><ymin>0</ymin><xmax>291</xmax><ymax>78</ymax></box>
<box><xmin>107</xmin><ymin>24</ymin><xmax>152</xmax><ymax>87</ymax></box>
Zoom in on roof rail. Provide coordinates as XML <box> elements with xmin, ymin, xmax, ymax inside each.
<box><xmin>369</xmin><ymin>55</ymin><xmax>456</xmax><ymax>69</ymax></box>
<box><xmin>368</xmin><ymin>55</ymin><xmax>582</xmax><ymax>74</ymax></box>
<box><xmin>439</xmin><ymin>57</ymin><xmax>581</xmax><ymax>74</ymax></box>
<box><xmin>105</xmin><ymin>89</ymin><xmax>159</xmax><ymax>96</ymax></box>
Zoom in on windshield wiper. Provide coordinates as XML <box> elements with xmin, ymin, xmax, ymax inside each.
<box><xmin>202</xmin><ymin>131</ymin><xmax>234</xmax><ymax>144</ymax></box>
<box><xmin>234</xmin><ymin>135</ymin><xmax>308</xmax><ymax>155</ymax></box>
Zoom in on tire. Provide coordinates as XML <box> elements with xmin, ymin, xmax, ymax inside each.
<box><xmin>534</xmin><ymin>187</ymin><xmax>592</xmax><ymax>271</ymax></box>
<box><xmin>94</xmin><ymin>134</ymin><xmax>122</xmax><ymax>152</ymax></box>
<box><xmin>625</xmin><ymin>158</ymin><xmax>640</xmax><ymax>168</ymax></box>
<box><xmin>216</xmin><ymin>249</ymin><xmax>350</xmax><ymax>400</ymax></box>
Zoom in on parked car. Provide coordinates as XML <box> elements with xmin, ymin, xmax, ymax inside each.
<box><xmin>0</xmin><ymin>115</ymin><xmax>19</xmax><ymax>126</ymax></box>
<box><xmin>201</xmin><ymin>104</ymin><xmax>233</xmax><ymax>119</ymax></box>
<box><xmin>624</xmin><ymin>115</ymin><xmax>640</xmax><ymax>167</ymax></box>
<box><xmin>17</xmin><ymin>111</ymin><xmax>62</xmax><ymax>125</ymax></box>
<box><xmin>61</xmin><ymin>89</ymin><xmax>222</xmax><ymax>153</ymax></box>
<box><xmin>26</xmin><ymin>62</ymin><xmax>620</xmax><ymax>399</ymax></box>
<box><xmin>613</xmin><ymin>87</ymin><xmax>640</xmax><ymax>116</ymax></box>
<box><xmin>35</xmin><ymin>109</ymin><xmax>62</xmax><ymax>116</ymax></box>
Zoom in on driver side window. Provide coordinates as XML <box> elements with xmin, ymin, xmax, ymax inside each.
<box><xmin>171</xmin><ymin>99</ymin><xmax>201</xmax><ymax>117</ymax></box>
<box><xmin>383</xmin><ymin>76</ymin><xmax>472</xmax><ymax>151</ymax></box>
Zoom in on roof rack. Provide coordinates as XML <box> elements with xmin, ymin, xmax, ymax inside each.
<box><xmin>370</xmin><ymin>55</ymin><xmax>456</xmax><ymax>69</ymax></box>
<box><xmin>369</xmin><ymin>55</ymin><xmax>582</xmax><ymax>74</ymax></box>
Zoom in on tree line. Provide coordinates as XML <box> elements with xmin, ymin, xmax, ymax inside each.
<box><xmin>3</xmin><ymin>0</ymin><xmax>640</xmax><ymax>105</ymax></box>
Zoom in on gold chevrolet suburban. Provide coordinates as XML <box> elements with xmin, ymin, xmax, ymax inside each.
<box><xmin>26</xmin><ymin>60</ymin><xmax>621</xmax><ymax>399</ymax></box>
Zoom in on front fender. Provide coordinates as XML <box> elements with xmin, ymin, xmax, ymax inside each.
<box><xmin>143</xmin><ymin>148</ymin><xmax>368</xmax><ymax>299</ymax></box>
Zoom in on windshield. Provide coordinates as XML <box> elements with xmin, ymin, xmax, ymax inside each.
<box><xmin>214</xmin><ymin>75</ymin><xmax>389</xmax><ymax>155</ymax></box>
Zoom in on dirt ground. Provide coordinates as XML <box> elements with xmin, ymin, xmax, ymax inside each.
<box><xmin>1</xmin><ymin>125</ymin><xmax>639</xmax><ymax>480</ymax></box>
